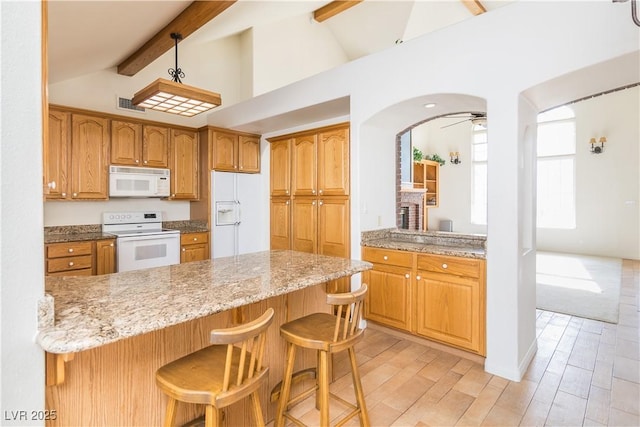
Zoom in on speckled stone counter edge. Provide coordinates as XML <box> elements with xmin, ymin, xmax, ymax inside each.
<box><xmin>361</xmin><ymin>228</ymin><xmax>487</xmax><ymax>259</ymax></box>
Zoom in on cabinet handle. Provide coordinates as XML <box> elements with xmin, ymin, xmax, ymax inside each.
<box><xmin>110</xmin><ymin>243</ymin><xmax>114</xmax><ymax>247</ymax></box>
<box><xmin>72</xmin><ymin>192</ymin><xmax>78</xmax><ymax>197</ymax></box>
<box><xmin>312</xmin><ymin>189</ymin><xmax>316</xmax><ymax>194</ymax></box>
<box><xmin>383</xmin><ymin>255</ymin><xmax>388</xmax><ymax>260</ymax></box>
<box><xmin>193</xmin><ymin>238</ymin><xmax>198</xmax><ymax>241</ymax></box>
<box><xmin>319</xmin><ymin>189</ymin><xmax>323</xmax><ymax>194</ymax></box>
<box><xmin>182</xmin><ymin>248</ymin><xmax>186</xmax><ymax>252</ymax></box>
<box><xmin>68</xmin><ymin>248</ymin><xmax>74</xmax><ymax>253</ymax></box>
<box><xmin>405</xmin><ymin>273</ymin><xmax>410</xmax><ymax>279</ymax></box>
<box><xmin>312</xmin><ymin>201</ymin><xmax>316</xmax><ymax>206</ymax></box>
<box><xmin>61</xmin><ymin>192</ymin><xmax>67</xmax><ymax>197</ymax></box>
<box><xmin>240</xmin><ymin>166</ymin><xmax>244</xmax><ymax>170</ymax></box>
<box><xmin>285</xmin><ymin>200</ymin><xmax>290</xmax><ymax>205</ymax></box>
<box><xmin>48</xmin><ymin>181</ymin><xmax>57</xmax><ymax>190</ymax></box>
<box><xmin>143</xmin><ymin>160</ymin><xmax>148</xmax><ymax>164</ymax></box>
<box><xmin>416</xmin><ymin>275</ymin><xmax>421</xmax><ymax>280</ymax></box>
<box><xmin>68</xmin><ymin>261</ymin><xmax>74</xmax><ymax>266</ymax></box>
<box><xmin>285</xmin><ymin>190</ymin><xmax>289</xmax><ymax>194</ymax></box>
<box><xmin>171</xmin><ymin>194</ymin><xmax>176</xmax><ymax>197</ymax></box>
<box><xmin>442</xmin><ymin>263</ymin><xmax>448</xmax><ymax>269</ymax></box>
<box><xmin>319</xmin><ymin>201</ymin><xmax>323</xmax><ymax>206</ymax></box>
<box><xmin>135</xmin><ymin>159</ymin><xmax>139</xmax><ymax>163</ymax></box>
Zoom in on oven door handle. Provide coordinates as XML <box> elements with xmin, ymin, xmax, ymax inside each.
<box><xmin>117</xmin><ymin>234</ymin><xmax>179</xmax><ymax>243</ymax></box>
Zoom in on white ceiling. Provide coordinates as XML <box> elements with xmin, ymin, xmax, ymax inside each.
<box><xmin>47</xmin><ymin>0</ymin><xmax>512</xmax><ymax>85</ymax></box>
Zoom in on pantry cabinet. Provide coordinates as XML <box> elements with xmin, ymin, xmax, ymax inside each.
<box><xmin>361</xmin><ymin>247</ymin><xmax>486</xmax><ymax>355</ymax></box>
<box><xmin>270</xmin><ymin>139</ymin><xmax>291</xmax><ymax>197</ymax></box>
<box><xmin>180</xmin><ymin>232</ymin><xmax>209</xmax><ymax>263</ymax></box>
<box><xmin>111</xmin><ymin>121</ymin><xmax>169</xmax><ymax>168</ymax></box>
<box><xmin>169</xmin><ymin>129</ymin><xmax>199</xmax><ymax>200</ymax></box>
<box><xmin>270</xmin><ymin>198</ymin><xmax>291</xmax><ymax>250</ymax></box>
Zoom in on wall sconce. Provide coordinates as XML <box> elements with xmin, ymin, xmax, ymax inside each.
<box><xmin>449</xmin><ymin>151</ymin><xmax>461</xmax><ymax>164</ymax></box>
<box><xmin>590</xmin><ymin>137</ymin><xmax>606</xmax><ymax>154</ymax></box>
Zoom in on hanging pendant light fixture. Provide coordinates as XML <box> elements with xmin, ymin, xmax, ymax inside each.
<box><xmin>132</xmin><ymin>33</ymin><xmax>221</xmax><ymax>117</ymax></box>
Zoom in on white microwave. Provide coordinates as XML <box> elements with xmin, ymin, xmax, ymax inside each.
<box><xmin>109</xmin><ymin>166</ymin><xmax>170</xmax><ymax>198</ymax></box>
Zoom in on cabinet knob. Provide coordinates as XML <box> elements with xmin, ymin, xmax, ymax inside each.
<box><xmin>319</xmin><ymin>201</ymin><xmax>323</xmax><ymax>206</ymax></box>
<box><xmin>61</xmin><ymin>192</ymin><xmax>67</xmax><ymax>197</ymax></box>
<box><xmin>240</xmin><ymin>166</ymin><xmax>244</xmax><ymax>170</ymax></box>
<box><xmin>72</xmin><ymin>192</ymin><xmax>78</xmax><ymax>197</ymax></box>
<box><xmin>416</xmin><ymin>275</ymin><xmax>421</xmax><ymax>280</ymax></box>
<box><xmin>405</xmin><ymin>273</ymin><xmax>410</xmax><ymax>279</ymax></box>
<box><xmin>383</xmin><ymin>255</ymin><xmax>388</xmax><ymax>260</ymax></box>
<box><xmin>68</xmin><ymin>248</ymin><xmax>74</xmax><ymax>253</ymax></box>
<box><xmin>442</xmin><ymin>263</ymin><xmax>448</xmax><ymax>269</ymax></box>
<box><xmin>193</xmin><ymin>237</ymin><xmax>198</xmax><ymax>241</ymax></box>
<box><xmin>171</xmin><ymin>194</ymin><xmax>176</xmax><ymax>197</ymax></box>
<box><xmin>135</xmin><ymin>159</ymin><xmax>139</xmax><ymax>163</ymax></box>
<box><xmin>182</xmin><ymin>248</ymin><xmax>186</xmax><ymax>252</ymax></box>
<box><xmin>312</xmin><ymin>201</ymin><xmax>316</xmax><ymax>206</ymax></box>
<box><xmin>286</xmin><ymin>200</ymin><xmax>290</xmax><ymax>205</ymax></box>
<box><xmin>68</xmin><ymin>261</ymin><xmax>74</xmax><ymax>266</ymax></box>
<box><xmin>285</xmin><ymin>190</ymin><xmax>289</xmax><ymax>194</ymax></box>
<box><xmin>48</xmin><ymin>181</ymin><xmax>57</xmax><ymax>190</ymax></box>
<box><xmin>312</xmin><ymin>189</ymin><xmax>316</xmax><ymax>194</ymax></box>
<box><xmin>110</xmin><ymin>243</ymin><xmax>114</xmax><ymax>247</ymax></box>
<box><xmin>143</xmin><ymin>160</ymin><xmax>148</xmax><ymax>164</ymax></box>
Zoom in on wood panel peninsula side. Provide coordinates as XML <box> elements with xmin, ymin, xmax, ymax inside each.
<box><xmin>39</xmin><ymin>250</ymin><xmax>371</xmax><ymax>426</ymax></box>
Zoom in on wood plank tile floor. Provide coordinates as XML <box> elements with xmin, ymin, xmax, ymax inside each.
<box><xmin>276</xmin><ymin>260</ymin><xmax>639</xmax><ymax>426</ymax></box>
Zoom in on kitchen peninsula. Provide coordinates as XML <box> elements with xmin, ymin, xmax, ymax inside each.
<box><xmin>39</xmin><ymin>250</ymin><xmax>371</xmax><ymax>426</ymax></box>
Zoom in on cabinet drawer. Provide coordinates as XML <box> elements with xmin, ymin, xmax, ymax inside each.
<box><xmin>47</xmin><ymin>268</ymin><xmax>93</xmax><ymax>277</ymax></box>
<box><xmin>181</xmin><ymin>232</ymin><xmax>209</xmax><ymax>245</ymax></box>
<box><xmin>417</xmin><ymin>254</ymin><xmax>481</xmax><ymax>278</ymax></box>
<box><xmin>47</xmin><ymin>255</ymin><xmax>93</xmax><ymax>273</ymax></box>
<box><xmin>362</xmin><ymin>247</ymin><xmax>413</xmax><ymax>268</ymax></box>
<box><xmin>47</xmin><ymin>241</ymin><xmax>93</xmax><ymax>258</ymax></box>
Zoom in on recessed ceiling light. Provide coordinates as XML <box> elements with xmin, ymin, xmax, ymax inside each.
<box><xmin>424</xmin><ymin>103</ymin><xmax>436</xmax><ymax>108</ymax></box>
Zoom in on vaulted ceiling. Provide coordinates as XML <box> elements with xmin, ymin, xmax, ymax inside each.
<box><xmin>47</xmin><ymin>0</ymin><xmax>513</xmax><ymax>86</ymax></box>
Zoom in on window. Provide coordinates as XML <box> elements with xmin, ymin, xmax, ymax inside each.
<box><xmin>471</xmin><ymin>124</ymin><xmax>487</xmax><ymax>224</ymax></box>
<box><xmin>537</xmin><ymin>106</ymin><xmax>576</xmax><ymax>229</ymax></box>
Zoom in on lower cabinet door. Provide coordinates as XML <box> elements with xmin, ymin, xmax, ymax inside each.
<box><xmin>363</xmin><ymin>264</ymin><xmax>411</xmax><ymax>331</ymax></box>
<box><xmin>414</xmin><ymin>273</ymin><xmax>481</xmax><ymax>354</ymax></box>
<box><xmin>181</xmin><ymin>243</ymin><xmax>209</xmax><ymax>263</ymax></box>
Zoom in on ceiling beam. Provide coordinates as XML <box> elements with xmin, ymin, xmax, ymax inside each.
<box><xmin>461</xmin><ymin>0</ymin><xmax>486</xmax><ymax>16</ymax></box>
<box><xmin>117</xmin><ymin>1</ymin><xmax>236</xmax><ymax>77</ymax></box>
<box><xmin>313</xmin><ymin>1</ymin><xmax>364</xmax><ymax>23</ymax></box>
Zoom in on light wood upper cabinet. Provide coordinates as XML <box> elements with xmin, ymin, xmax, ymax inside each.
<box><xmin>110</xmin><ymin>120</ymin><xmax>142</xmax><ymax>166</ymax></box>
<box><xmin>70</xmin><ymin>114</ymin><xmax>109</xmax><ymax>200</ymax></box>
<box><xmin>317</xmin><ymin>126</ymin><xmax>349</xmax><ymax>196</ymax></box>
<box><xmin>210</xmin><ymin>129</ymin><xmax>260</xmax><ymax>173</ymax></box>
<box><xmin>45</xmin><ymin>109</ymin><xmax>70</xmax><ymax>199</ymax></box>
<box><xmin>95</xmin><ymin>239</ymin><xmax>116</xmax><ymax>275</ymax></box>
<box><xmin>143</xmin><ymin>125</ymin><xmax>169</xmax><ymax>168</ymax></box>
<box><xmin>238</xmin><ymin>135</ymin><xmax>260</xmax><ymax>173</ymax></box>
<box><xmin>292</xmin><ymin>134</ymin><xmax>317</xmax><ymax>196</ymax></box>
<box><xmin>211</xmin><ymin>130</ymin><xmax>237</xmax><ymax>171</ymax></box>
<box><xmin>169</xmin><ymin>129</ymin><xmax>198</xmax><ymax>200</ymax></box>
<box><xmin>111</xmin><ymin>121</ymin><xmax>169</xmax><ymax>168</ymax></box>
<box><xmin>270</xmin><ymin>139</ymin><xmax>291</xmax><ymax>197</ymax></box>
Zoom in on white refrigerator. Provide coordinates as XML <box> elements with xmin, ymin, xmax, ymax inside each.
<box><xmin>211</xmin><ymin>171</ymin><xmax>267</xmax><ymax>258</ymax></box>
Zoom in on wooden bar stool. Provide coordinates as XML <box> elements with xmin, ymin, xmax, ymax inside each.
<box><xmin>156</xmin><ymin>308</ymin><xmax>274</xmax><ymax>427</ymax></box>
<box><xmin>274</xmin><ymin>284</ymin><xmax>369</xmax><ymax>427</ymax></box>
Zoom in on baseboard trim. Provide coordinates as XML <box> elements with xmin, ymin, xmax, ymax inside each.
<box><xmin>366</xmin><ymin>322</ymin><xmax>486</xmax><ymax>365</ymax></box>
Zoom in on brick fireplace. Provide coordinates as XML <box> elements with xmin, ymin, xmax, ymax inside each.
<box><xmin>399</xmin><ymin>190</ymin><xmax>425</xmax><ymax>231</ymax></box>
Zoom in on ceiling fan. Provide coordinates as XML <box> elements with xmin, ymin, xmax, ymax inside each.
<box><xmin>440</xmin><ymin>112</ymin><xmax>487</xmax><ymax>129</ymax></box>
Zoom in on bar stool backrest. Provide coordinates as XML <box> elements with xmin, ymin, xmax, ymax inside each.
<box><xmin>326</xmin><ymin>284</ymin><xmax>368</xmax><ymax>342</ymax></box>
<box><xmin>210</xmin><ymin>307</ymin><xmax>275</xmax><ymax>394</ymax></box>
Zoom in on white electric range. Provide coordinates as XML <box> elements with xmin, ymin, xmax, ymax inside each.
<box><xmin>102</xmin><ymin>211</ymin><xmax>180</xmax><ymax>272</ymax></box>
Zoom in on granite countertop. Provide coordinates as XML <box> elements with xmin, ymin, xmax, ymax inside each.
<box><xmin>361</xmin><ymin>228</ymin><xmax>487</xmax><ymax>259</ymax></box>
<box><xmin>44</xmin><ymin>220</ymin><xmax>209</xmax><ymax>243</ymax></box>
<box><xmin>38</xmin><ymin>250</ymin><xmax>372</xmax><ymax>354</ymax></box>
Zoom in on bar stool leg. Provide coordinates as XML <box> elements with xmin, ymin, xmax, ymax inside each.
<box><xmin>275</xmin><ymin>342</ymin><xmax>297</xmax><ymax>427</ymax></box>
<box><xmin>204</xmin><ymin>405</ymin><xmax>219</xmax><ymax>427</ymax></box>
<box><xmin>318</xmin><ymin>350</ymin><xmax>330</xmax><ymax>427</ymax></box>
<box><xmin>250</xmin><ymin>391</ymin><xmax>265</xmax><ymax>427</ymax></box>
<box><xmin>163</xmin><ymin>397</ymin><xmax>178</xmax><ymax>427</ymax></box>
<box><xmin>348</xmin><ymin>347</ymin><xmax>370</xmax><ymax>427</ymax></box>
